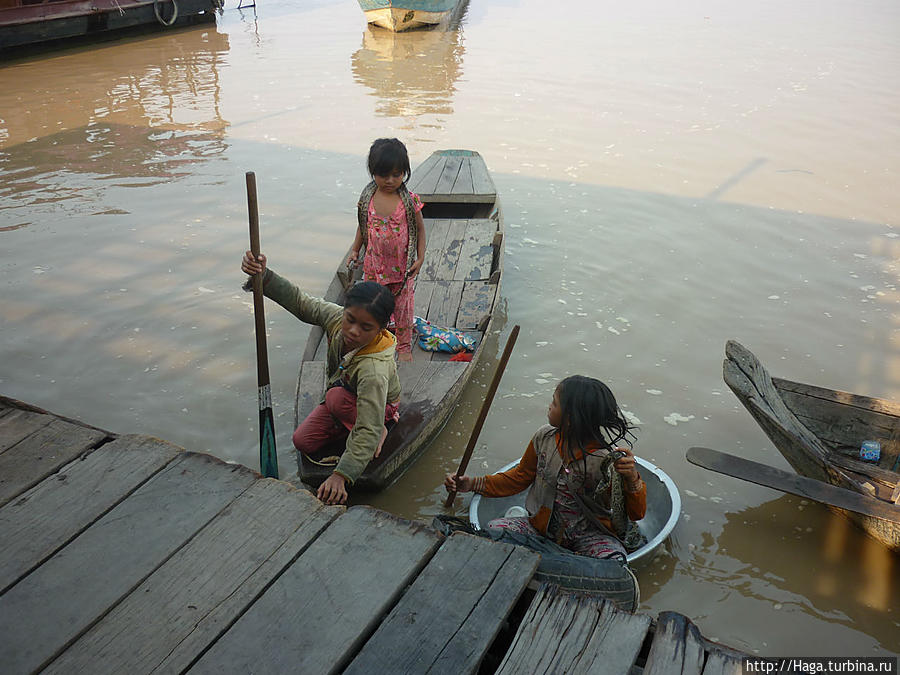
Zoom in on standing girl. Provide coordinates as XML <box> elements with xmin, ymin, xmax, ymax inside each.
<box><xmin>444</xmin><ymin>375</ymin><xmax>647</xmax><ymax>558</ymax></box>
<box><xmin>347</xmin><ymin>138</ymin><xmax>426</xmax><ymax>362</ymax></box>
<box><xmin>241</xmin><ymin>251</ymin><xmax>401</xmax><ymax>506</ymax></box>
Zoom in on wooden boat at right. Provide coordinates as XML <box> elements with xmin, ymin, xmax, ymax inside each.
<box><xmin>356</xmin><ymin>0</ymin><xmax>465</xmax><ymax>32</ymax></box>
<box><xmin>723</xmin><ymin>339</ymin><xmax>900</xmax><ymax>551</ymax></box>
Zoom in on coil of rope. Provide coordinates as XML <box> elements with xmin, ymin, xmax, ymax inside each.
<box><xmin>153</xmin><ymin>0</ymin><xmax>178</xmax><ymax>26</ymax></box>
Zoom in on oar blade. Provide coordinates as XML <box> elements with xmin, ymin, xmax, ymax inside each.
<box><xmin>686</xmin><ymin>446</ymin><xmax>900</xmax><ymax>523</ymax></box>
<box><xmin>258</xmin><ymin>385</ymin><xmax>279</xmax><ymax>478</ymax></box>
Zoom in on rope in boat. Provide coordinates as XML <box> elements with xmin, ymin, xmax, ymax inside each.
<box><xmin>154</xmin><ymin>0</ymin><xmax>179</xmax><ymax>26</ymax></box>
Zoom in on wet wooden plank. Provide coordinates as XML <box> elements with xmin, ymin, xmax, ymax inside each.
<box><xmin>0</xmin><ymin>407</ymin><xmax>53</xmax><ymax>454</ymax></box>
<box><xmin>296</xmin><ymin>360</ymin><xmax>326</xmax><ymax>424</ymax></box>
<box><xmin>496</xmin><ymin>583</ymin><xmax>651</xmax><ymax>674</ymax></box>
<box><xmin>457</xmin><ymin>280</ymin><xmax>496</xmax><ymax>331</ymax></box>
<box><xmin>0</xmin><ymin>417</ymin><xmax>109</xmax><ymax>508</ymax></box>
<box><xmin>434</xmin><ymin>154</ymin><xmax>463</xmax><ymax>195</ymax></box>
<box><xmin>426</xmin><ymin>280</ymin><xmax>465</xmax><ymax>329</ymax></box>
<box><xmin>0</xmin><ymin>434</ymin><xmax>181</xmax><ymax>594</ymax></box>
<box><xmin>702</xmin><ymin>649</ymin><xmax>744</xmax><ymax>675</ymax></box>
<box><xmin>45</xmin><ymin>480</ymin><xmax>342</xmax><ymax>675</ymax></box>
<box><xmin>420</xmin><ymin>219</ymin><xmax>451</xmax><ymax>281</ymax></box>
<box><xmin>0</xmin><ymin>452</ymin><xmax>256</xmax><ymax>675</ymax></box>
<box><xmin>430</xmin><ymin>220</ymin><xmax>467</xmax><ymax>281</ymax></box>
<box><xmin>346</xmin><ymin>532</ymin><xmax>538</xmax><ymax>675</ymax></box>
<box><xmin>454</xmin><ymin>220</ymin><xmax>497</xmax><ymax>281</ymax></box>
<box><xmin>643</xmin><ymin>611</ymin><xmax>705</xmax><ymax>675</ymax></box>
<box><xmin>397</xmin><ymin>359</ymin><xmax>430</xmax><ymax>404</ymax></box>
<box><xmin>188</xmin><ymin>506</ymin><xmax>442</xmax><ymax>675</ymax></box>
<box><xmin>408</xmin><ymin>153</ymin><xmax>445</xmax><ymax>196</ymax></box>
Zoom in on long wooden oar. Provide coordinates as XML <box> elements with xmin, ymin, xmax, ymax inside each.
<box><xmin>246</xmin><ymin>171</ymin><xmax>279</xmax><ymax>479</ymax></box>
<box><xmin>445</xmin><ymin>324</ymin><xmax>520</xmax><ymax>508</ymax></box>
<box><xmin>686</xmin><ymin>447</ymin><xmax>900</xmax><ymax>523</ymax></box>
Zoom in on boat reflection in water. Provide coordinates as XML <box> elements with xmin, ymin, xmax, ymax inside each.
<box><xmin>350</xmin><ymin>1</ymin><xmax>467</xmax><ymax>118</ymax></box>
<box><xmin>1</xmin><ymin>28</ymin><xmax>230</xmax><ymax>225</ymax></box>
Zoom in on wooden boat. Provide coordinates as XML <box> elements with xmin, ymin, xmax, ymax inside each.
<box><xmin>469</xmin><ymin>456</ymin><xmax>682</xmax><ymax>564</ymax></box>
<box><xmin>356</xmin><ymin>0</ymin><xmax>464</xmax><ymax>32</ymax></box>
<box><xmin>294</xmin><ymin>149</ymin><xmax>503</xmax><ymax>491</ymax></box>
<box><xmin>723</xmin><ymin>339</ymin><xmax>900</xmax><ymax>551</ymax></box>
<box><xmin>0</xmin><ymin>0</ymin><xmax>218</xmax><ymax>51</ymax></box>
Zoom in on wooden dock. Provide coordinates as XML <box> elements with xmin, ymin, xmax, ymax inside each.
<box><xmin>0</xmin><ymin>395</ymin><xmax>748</xmax><ymax>674</ymax></box>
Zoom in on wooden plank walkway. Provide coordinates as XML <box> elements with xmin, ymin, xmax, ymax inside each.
<box><xmin>0</xmin><ymin>395</ymin><xmax>749</xmax><ymax>673</ymax></box>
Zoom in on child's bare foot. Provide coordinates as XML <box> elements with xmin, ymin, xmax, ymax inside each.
<box><xmin>398</xmin><ymin>352</ymin><xmax>413</xmax><ymax>363</ymax></box>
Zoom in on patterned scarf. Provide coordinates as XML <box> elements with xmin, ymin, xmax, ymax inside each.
<box><xmin>356</xmin><ymin>180</ymin><xmax>419</xmax><ymax>273</ymax></box>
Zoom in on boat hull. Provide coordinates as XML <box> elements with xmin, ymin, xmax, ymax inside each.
<box><xmin>0</xmin><ymin>0</ymin><xmax>218</xmax><ymax>51</ymax></box>
<box><xmin>357</xmin><ymin>0</ymin><xmax>461</xmax><ymax>31</ymax></box>
<box><xmin>723</xmin><ymin>339</ymin><xmax>900</xmax><ymax>551</ymax></box>
<box><xmin>295</xmin><ymin>149</ymin><xmax>503</xmax><ymax>492</ymax></box>
<box><xmin>469</xmin><ymin>457</ymin><xmax>681</xmax><ymax>565</ymax></box>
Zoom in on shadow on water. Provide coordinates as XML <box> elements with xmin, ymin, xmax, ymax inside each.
<box><xmin>700</xmin><ymin>494</ymin><xmax>899</xmax><ymax>651</ymax></box>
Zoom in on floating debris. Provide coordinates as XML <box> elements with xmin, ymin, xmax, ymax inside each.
<box><xmin>664</xmin><ymin>412</ymin><xmax>695</xmax><ymax>426</ymax></box>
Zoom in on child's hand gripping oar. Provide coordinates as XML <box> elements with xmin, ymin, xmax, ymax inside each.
<box><xmin>246</xmin><ymin>171</ymin><xmax>279</xmax><ymax>479</ymax></box>
<box><xmin>444</xmin><ymin>325</ymin><xmax>520</xmax><ymax>508</ymax></box>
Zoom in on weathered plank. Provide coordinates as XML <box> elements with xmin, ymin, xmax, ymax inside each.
<box><xmin>45</xmin><ymin>480</ymin><xmax>341</xmax><ymax>675</ymax></box>
<box><xmin>0</xmin><ymin>434</ymin><xmax>181</xmax><ymax>594</ymax></box>
<box><xmin>469</xmin><ymin>153</ymin><xmax>496</xmax><ymax>196</ymax></box>
<box><xmin>397</xmin><ymin>358</ymin><xmax>430</xmax><ymax>404</ymax></box>
<box><xmin>496</xmin><ymin>583</ymin><xmax>651</xmax><ymax>674</ymax></box>
<box><xmin>0</xmin><ymin>417</ymin><xmax>109</xmax><ymax>508</ymax></box>
<box><xmin>455</xmin><ymin>220</ymin><xmax>497</xmax><ymax>281</ymax></box>
<box><xmin>643</xmin><ymin>611</ymin><xmax>706</xmax><ymax>675</ymax></box>
<box><xmin>409</xmin><ymin>153</ymin><xmax>446</xmax><ymax>196</ymax></box>
<box><xmin>188</xmin><ymin>506</ymin><xmax>442</xmax><ymax>675</ymax></box>
<box><xmin>0</xmin><ymin>407</ymin><xmax>53</xmax><ymax>453</ymax></box>
<box><xmin>457</xmin><ymin>280</ymin><xmax>496</xmax><ymax>331</ymax></box>
<box><xmin>296</xmin><ymin>360</ymin><xmax>327</xmax><ymax>424</ymax></box>
<box><xmin>430</xmin><ymin>220</ymin><xmax>467</xmax><ymax>281</ymax></box>
<box><xmin>452</xmin><ymin>157</ymin><xmax>475</xmax><ymax>195</ymax></box>
<box><xmin>345</xmin><ymin>532</ymin><xmax>539</xmax><ymax>675</ymax></box>
<box><xmin>421</xmin><ymin>219</ymin><xmax>451</xmax><ymax>281</ymax></box>
<box><xmin>426</xmin><ymin>280</ymin><xmax>465</xmax><ymax>328</ymax></box>
<box><xmin>406</xmin><ymin>361</ymin><xmax>468</xmax><ymax>409</ymax></box>
<box><xmin>702</xmin><ymin>648</ymin><xmax>744</xmax><ymax>675</ymax></box>
<box><xmin>413</xmin><ymin>279</ymin><xmax>437</xmax><ymax>320</ymax></box>
<box><xmin>0</xmin><ymin>452</ymin><xmax>256</xmax><ymax>675</ymax></box>
<box><xmin>434</xmin><ymin>154</ymin><xmax>463</xmax><ymax>195</ymax></box>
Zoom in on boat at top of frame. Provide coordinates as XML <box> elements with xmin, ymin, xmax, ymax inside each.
<box><xmin>294</xmin><ymin>149</ymin><xmax>504</xmax><ymax>492</ymax></box>
<box><xmin>356</xmin><ymin>0</ymin><xmax>465</xmax><ymax>32</ymax></box>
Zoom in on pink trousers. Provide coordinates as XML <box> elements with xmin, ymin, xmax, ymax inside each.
<box><xmin>384</xmin><ymin>279</ymin><xmax>415</xmax><ymax>355</ymax></box>
<box><xmin>293</xmin><ymin>385</ymin><xmax>399</xmax><ymax>455</ymax></box>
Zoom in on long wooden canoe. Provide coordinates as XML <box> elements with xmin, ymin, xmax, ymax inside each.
<box><xmin>294</xmin><ymin>149</ymin><xmax>503</xmax><ymax>491</ymax></box>
<box><xmin>723</xmin><ymin>339</ymin><xmax>900</xmax><ymax>551</ymax></box>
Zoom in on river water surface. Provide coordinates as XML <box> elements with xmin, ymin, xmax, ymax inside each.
<box><xmin>2</xmin><ymin>0</ymin><xmax>898</xmax><ymax>657</ymax></box>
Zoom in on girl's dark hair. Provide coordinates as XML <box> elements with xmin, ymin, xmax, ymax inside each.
<box><xmin>345</xmin><ymin>281</ymin><xmax>395</xmax><ymax>328</ymax></box>
<box><xmin>556</xmin><ymin>375</ymin><xmax>636</xmax><ymax>463</ymax></box>
<box><xmin>367</xmin><ymin>138</ymin><xmax>411</xmax><ymax>181</ymax></box>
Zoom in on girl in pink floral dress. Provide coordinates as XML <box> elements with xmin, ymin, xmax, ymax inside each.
<box><xmin>347</xmin><ymin>138</ymin><xmax>426</xmax><ymax>362</ymax></box>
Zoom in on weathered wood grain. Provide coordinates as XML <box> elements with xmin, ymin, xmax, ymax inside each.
<box><xmin>452</xmin><ymin>156</ymin><xmax>475</xmax><ymax>194</ymax></box>
<box><xmin>426</xmin><ymin>280</ymin><xmax>465</xmax><ymax>328</ymax></box>
<box><xmin>345</xmin><ymin>532</ymin><xmax>538</xmax><ymax>675</ymax></box>
<box><xmin>458</xmin><ymin>280</ymin><xmax>496</xmax><ymax>331</ymax></box>
<box><xmin>469</xmin><ymin>154</ymin><xmax>496</xmax><ymax>196</ymax></box>
<box><xmin>408</xmin><ymin>152</ymin><xmax>445</xmax><ymax>196</ymax></box>
<box><xmin>701</xmin><ymin>648</ymin><xmax>744</xmax><ymax>675</ymax></box>
<box><xmin>0</xmin><ymin>407</ymin><xmax>53</xmax><ymax>454</ymax></box>
<box><xmin>0</xmin><ymin>452</ymin><xmax>256</xmax><ymax>675</ymax></box>
<box><xmin>421</xmin><ymin>219</ymin><xmax>451</xmax><ymax>281</ymax></box>
<box><xmin>429</xmin><ymin>220</ymin><xmax>467</xmax><ymax>281</ymax></box>
<box><xmin>413</xmin><ymin>279</ymin><xmax>437</xmax><ymax>321</ymax></box>
<box><xmin>643</xmin><ymin>611</ymin><xmax>706</xmax><ymax>675</ymax></box>
<box><xmin>455</xmin><ymin>220</ymin><xmax>497</xmax><ymax>281</ymax></box>
<box><xmin>434</xmin><ymin>154</ymin><xmax>463</xmax><ymax>195</ymax></box>
<box><xmin>296</xmin><ymin>360</ymin><xmax>327</xmax><ymax>424</ymax></box>
<box><xmin>45</xmin><ymin>480</ymin><xmax>341</xmax><ymax>675</ymax></box>
<box><xmin>0</xmin><ymin>434</ymin><xmax>181</xmax><ymax>594</ymax></box>
<box><xmin>0</xmin><ymin>417</ymin><xmax>109</xmax><ymax>508</ymax></box>
<box><xmin>188</xmin><ymin>506</ymin><xmax>442</xmax><ymax>675</ymax></box>
<box><xmin>496</xmin><ymin>583</ymin><xmax>650</xmax><ymax>674</ymax></box>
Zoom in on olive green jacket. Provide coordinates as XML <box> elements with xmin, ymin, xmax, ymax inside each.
<box><xmin>261</xmin><ymin>269</ymin><xmax>401</xmax><ymax>484</ymax></box>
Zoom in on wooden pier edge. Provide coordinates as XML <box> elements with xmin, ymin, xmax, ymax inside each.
<box><xmin>0</xmin><ymin>396</ymin><xmax>751</xmax><ymax>674</ymax></box>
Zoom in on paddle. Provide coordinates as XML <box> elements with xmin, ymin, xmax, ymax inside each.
<box><xmin>444</xmin><ymin>324</ymin><xmax>520</xmax><ymax>508</ymax></box>
<box><xmin>686</xmin><ymin>446</ymin><xmax>900</xmax><ymax>523</ymax></box>
<box><xmin>246</xmin><ymin>171</ymin><xmax>279</xmax><ymax>479</ymax></box>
